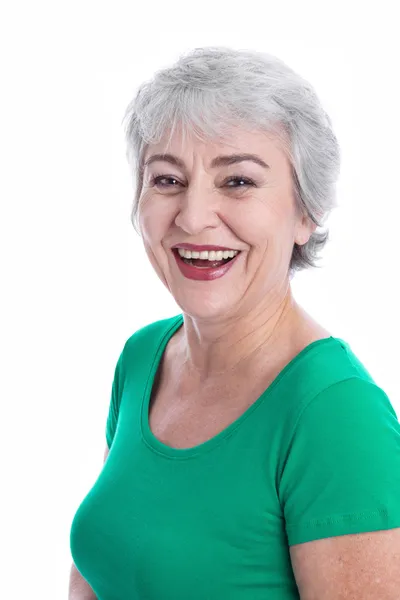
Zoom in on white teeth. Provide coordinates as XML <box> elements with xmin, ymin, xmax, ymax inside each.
<box><xmin>177</xmin><ymin>248</ymin><xmax>239</xmax><ymax>260</ymax></box>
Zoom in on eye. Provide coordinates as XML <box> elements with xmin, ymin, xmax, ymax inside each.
<box><xmin>223</xmin><ymin>175</ymin><xmax>256</xmax><ymax>188</ymax></box>
<box><xmin>149</xmin><ymin>174</ymin><xmax>182</xmax><ymax>188</ymax></box>
<box><xmin>148</xmin><ymin>174</ymin><xmax>256</xmax><ymax>189</ymax></box>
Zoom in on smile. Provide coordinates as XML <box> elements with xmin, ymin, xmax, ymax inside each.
<box><xmin>172</xmin><ymin>248</ymin><xmax>242</xmax><ymax>281</ymax></box>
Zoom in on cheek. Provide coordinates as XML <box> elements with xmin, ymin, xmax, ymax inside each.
<box><xmin>138</xmin><ymin>202</ymin><xmax>172</xmax><ymax>269</ymax></box>
<box><xmin>231</xmin><ymin>204</ymin><xmax>270</xmax><ymax>248</ymax></box>
<box><xmin>139</xmin><ymin>198</ymin><xmax>167</xmax><ymax>243</ymax></box>
<box><xmin>233</xmin><ymin>202</ymin><xmax>294</xmax><ymax>259</ymax></box>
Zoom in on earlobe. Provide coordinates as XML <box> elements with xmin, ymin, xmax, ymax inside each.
<box><xmin>295</xmin><ymin>234</ymin><xmax>308</xmax><ymax>247</ymax></box>
<box><xmin>295</xmin><ymin>218</ymin><xmax>317</xmax><ymax>246</ymax></box>
<box><xmin>294</xmin><ymin>227</ymin><xmax>309</xmax><ymax>247</ymax></box>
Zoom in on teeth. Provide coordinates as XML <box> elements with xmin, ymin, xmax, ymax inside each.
<box><xmin>177</xmin><ymin>248</ymin><xmax>239</xmax><ymax>260</ymax></box>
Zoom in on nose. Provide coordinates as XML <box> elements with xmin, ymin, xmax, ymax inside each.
<box><xmin>174</xmin><ymin>183</ymin><xmax>220</xmax><ymax>234</ymax></box>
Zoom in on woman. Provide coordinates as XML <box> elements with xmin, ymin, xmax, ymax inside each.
<box><xmin>69</xmin><ymin>47</ymin><xmax>400</xmax><ymax>599</ymax></box>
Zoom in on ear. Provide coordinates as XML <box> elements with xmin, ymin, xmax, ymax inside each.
<box><xmin>294</xmin><ymin>214</ymin><xmax>318</xmax><ymax>246</ymax></box>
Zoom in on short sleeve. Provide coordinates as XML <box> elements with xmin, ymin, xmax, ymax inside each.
<box><xmin>279</xmin><ymin>377</ymin><xmax>400</xmax><ymax>546</ymax></box>
<box><xmin>105</xmin><ymin>347</ymin><xmax>126</xmax><ymax>449</ymax></box>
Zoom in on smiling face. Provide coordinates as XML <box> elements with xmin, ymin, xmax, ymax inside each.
<box><xmin>138</xmin><ymin>125</ymin><xmax>316</xmax><ymax>321</ymax></box>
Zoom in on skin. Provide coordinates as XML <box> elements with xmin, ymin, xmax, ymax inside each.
<box><xmin>290</xmin><ymin>530</ymin><xmax>400</xmax><ymax>599</ymax></box>
<box><xmin>137</xmin><ymin>124</ymin><xmax>400</xmax><ymax>598</ymax></box>
<box><xmin>69</xmin><ymin>125</ymin><xmax>400</xmax><ymax>598</ymax></box>
<box><xmin>138</xmin><ymin>124</ymin><xmax>325</xmax><ymax>388</ymax></box>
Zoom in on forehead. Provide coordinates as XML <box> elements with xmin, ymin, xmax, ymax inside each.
<box><xmin>142</xmin><ymin>124</ymin><xmax>290</xmax><ymax>168</ymax></box>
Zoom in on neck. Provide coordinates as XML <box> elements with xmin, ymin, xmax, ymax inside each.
<box><xmin>174</xmin><ymin>286</ymin><xmax>303</xmax><ymax>383</ymax></box>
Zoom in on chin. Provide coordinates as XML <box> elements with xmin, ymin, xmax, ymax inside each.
<box><xmin>174</xmin><ymin>294</ymin><xmax>237</xmax><ymax>321</ymax></box>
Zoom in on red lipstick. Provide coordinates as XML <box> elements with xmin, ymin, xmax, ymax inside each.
<box><xmin>172</xmin><ymin>248</ymin><xmax>241</xmax><ymax>281</ymax></box>
<box><xmin>172</xmin><ymin>243</ymin><xmax>239</xmax><ymax>251</ymax></box>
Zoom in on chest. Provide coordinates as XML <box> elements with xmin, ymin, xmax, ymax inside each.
<box><xmin>147</xmin><ymin>367</ymin><xmax>276</xmax><ymax>450</ymax></box>
<box><xmin>147</xmin><ymin>322</ymin><xmax>331</xmax><ymax>450</ymax></box>
<box><xmin>73</xmin><ymin>398</ymin><xmax>293</xmax><ymax>599</ymax></box>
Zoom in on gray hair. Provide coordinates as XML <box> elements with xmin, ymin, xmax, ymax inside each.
<box><xmin>122</xmin><ymin>46</ymin><xmax>341</xmax><ymax>277</ymax></box>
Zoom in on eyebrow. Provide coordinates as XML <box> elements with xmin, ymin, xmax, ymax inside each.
<box><xmin>143</xmin><ymin>152</ymin><xmax>270</xmax><ymax>170</ymax></box>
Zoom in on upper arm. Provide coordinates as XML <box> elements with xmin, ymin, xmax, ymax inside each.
<box><xmin>104</xmin><ymin>444</ymin><xmax>109</xmax><ymax>463</ymax></box>
<box><xmin>279</xmin><ymin>377</ymin><xmax>400</xmax><ymax>598</ymax></box>
<box><xmin>106</xmin><ymin>346</ymin><xmax>126</xmax><ymax>449</ymax></box>
<box><xmin>280</xmin><ymin>378</ymin><xmax>400</xmax><ymax>545</ymax></box>
<box><xmin>290</xmin><ymin>528</ymin><xmax>400</xmax><ymax>599</ymax></box>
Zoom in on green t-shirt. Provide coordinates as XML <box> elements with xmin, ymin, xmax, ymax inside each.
<box><xmin>70</xmin><ymin>313</ymin><xmax>400</xmax><ymax>599</ymax></box>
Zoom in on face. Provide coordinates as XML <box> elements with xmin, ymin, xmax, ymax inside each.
<box><xmin>138</xmin><ymin>125</ymin><xmax>315</xmax><ymax>321</ymax></box>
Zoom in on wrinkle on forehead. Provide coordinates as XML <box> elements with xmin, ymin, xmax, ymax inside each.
<box><xmin>143</xmin><ymin>124</ymin><xmax>292</xmax><ymax>174</ymax></box>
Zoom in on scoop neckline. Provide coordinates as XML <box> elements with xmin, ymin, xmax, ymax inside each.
<box><xmin>140</xmin><ymin>314</ymin><xmax>343</xmax><ymax>460</ymax></box>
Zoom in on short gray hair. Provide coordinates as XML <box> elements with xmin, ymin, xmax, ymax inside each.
<box><xmin>122</xmin><ymin>46</ymin><xmax>341</xmax><ymax>277</ymax></box>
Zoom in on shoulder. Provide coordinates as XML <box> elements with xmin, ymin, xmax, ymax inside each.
<box><xmin>127</xmin><ymin>312</ymin><xmax>183</xmax><ymax>342</ymax></box>
<box><xmin>291</xmin><ymin>376</ymin><xmax>398</xmax><ymax>443</ymax></box>
<box><xmin>118</xmin><ymin>313</ymin><xmax>183</xmax><ymax>372</ymax></box>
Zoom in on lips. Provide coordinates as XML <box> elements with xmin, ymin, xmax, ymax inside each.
<box><xmin>172</xmin><ymin>248</ymin><xmax>241</xmax><ymax>281</ymax></box>
<box><xmin>172</xmin><ymin>243</ymin><xmax>239</xmax><ymax>252</ymax></box>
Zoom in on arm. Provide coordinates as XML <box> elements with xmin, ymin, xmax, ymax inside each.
<box><xmin>68</xmin><ymin>445</ymin><xmax>110</xmax><ymax>599</ymax></box>
<box><xmin>68</xmin><ymin>563</ymin><xmax>97</xmax><ymax>600</ymax></box>
<box><xmin>290</xmin><ymin>528</ymin><xmax>400</xmax><ymax>599</ymax></box>
<box><xmin>280</xmin><ymin>378</ymin><xmax>400</xmax><ymax>598</ymax></box>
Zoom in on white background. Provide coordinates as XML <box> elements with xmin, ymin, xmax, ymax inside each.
<box><xmin>1</xmin><ymin>1</ymin><xmax>399</xmax><ymax>597</ymax></box>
